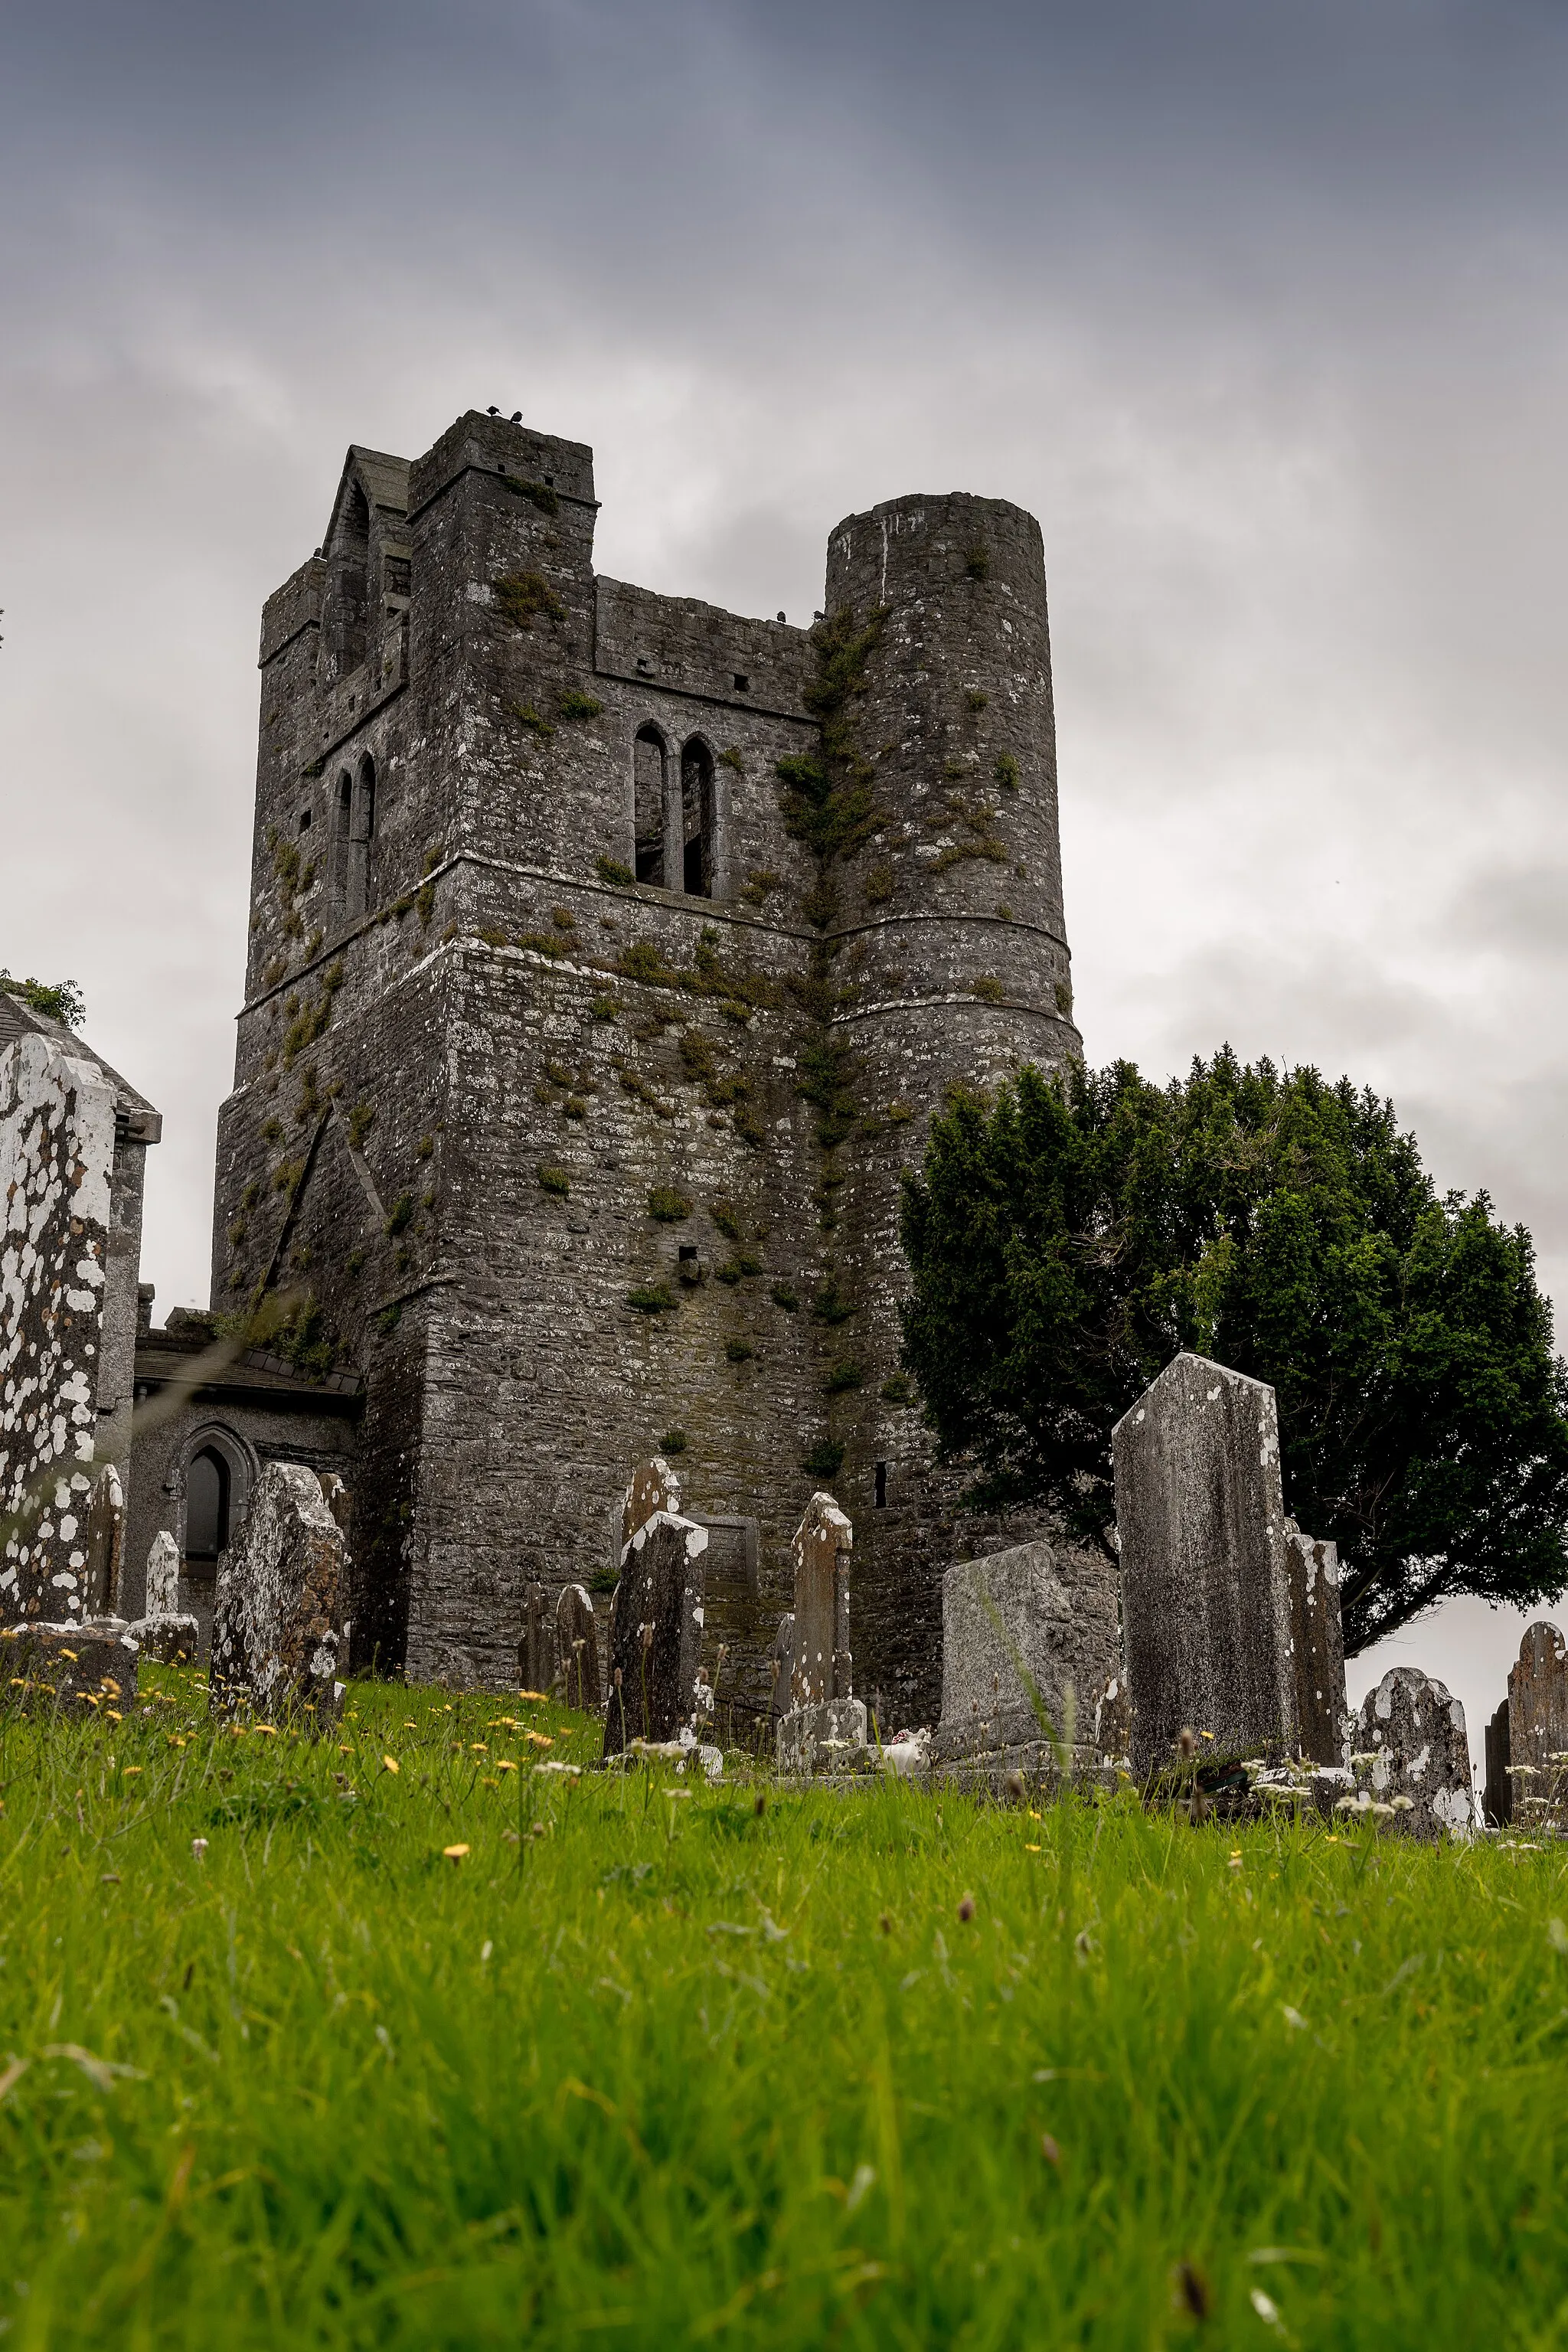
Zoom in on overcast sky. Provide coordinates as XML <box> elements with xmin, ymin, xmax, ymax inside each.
<box><xmin>4</xmin><ymin>0</ymin><xmax>1567</xmax><ymax>1759</ymax></box>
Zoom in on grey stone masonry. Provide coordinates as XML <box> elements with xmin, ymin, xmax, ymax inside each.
<box><xmin>209</xmin><ymin>1462</ymin><xmax>345</xmax><ymax>1726</ymax></box>
<box><xmin>211</xmin><ymin>415</ymin><xmax>1084</xmax><ymax>1720</ymax></box>
<box><xmin>933</xmin><ymin>1537</ymin><xmax>1119</xmax><ymax>1765</ymax></box>
<box><xmin>1112</xmin><ymin>1352</ymin><xmax>1348</xmax><ymax>1773</ymax></box>
<box><xmin>1350</xmin><ymin>1668</ymin><xmax>1473</xmax><ymax>1841</ymax></box>
<box><xmin>602</xmin><ymin>1459</ymin><xmax>708</xmax><ymax>1755</ymax></box>
<box><xmin>556</xmin><ymin>1581</ymin><xmax>599</xmax><ymax>1710</ymax></box>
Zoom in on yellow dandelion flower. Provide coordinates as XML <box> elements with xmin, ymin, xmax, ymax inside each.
<box><xmin>382</xmin><ymin>1756</ymin><xmax>400</xmax><ymax>1775</ymax></box>
<box><xmin>524</xmin><ymin>1730</ymin><xmax>554</xmax><ymax>1749</ymax></box>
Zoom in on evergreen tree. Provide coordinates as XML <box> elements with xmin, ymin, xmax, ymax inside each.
<box><xmin>900</xmin><ymin>1050</ymin><xmax>1568</xmax><ymax>1651</ymax></box>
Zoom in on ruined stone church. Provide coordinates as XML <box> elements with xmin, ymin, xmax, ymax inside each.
<box><xmin>98</xmin><ymin>410</ymin><xmax>1086</xmax><ymax>1720</ymax></box>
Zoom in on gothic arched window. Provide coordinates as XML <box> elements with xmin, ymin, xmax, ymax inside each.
<box><xmin>185</xmin><ymin>1448</ymin><xmax>230</xmax><ymax>1562</ymax></box>
<box><xmin>330</xmin><ymin>769</ymin><xmax>351</xmax><ymax>921</ymax></box>
<box><xmin>681</xmin><ymin>738</ymin><xmax>715</xmax><ymax>897</ymax></box>
<box><xmin>634</xmin><ymin>727</ymin><xmax>668</xmax><ymax>885</ymax></box>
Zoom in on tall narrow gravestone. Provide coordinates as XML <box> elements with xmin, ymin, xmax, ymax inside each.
<box><xmin>776</xmin><ymin>1493</ymin><xmax>867</xmax><ymax>1771</ymax></box>
<box><xmin>933</xmin><ymin>1537</ymin><xmax>1120</xmax><ymax>1767</ymax></box>
<box><xmin>209</xmin><ymin>1462</ymin><xmax>345</xmax><ymax>1726</ymax></box>
<box><xmin>125</xmin><ymin>1526</ymin><xmax>198</xmax><ymax>1664</ymax></box>
<box><xmin>518</xmin><ymin>1581</ymin><xmax>557</xmax><ymax>1695</ymax></box>
<box><xmin>602</xmin><ymin>1457</ymin><xmax>707</xmax><ymax>1757</ymax></box>
<box><xmin>555</xmin><ymin>1581</ymin><xmax>600</xmax><ymax>1710</ymax></box>
<box><xmin>0</xmin><ymin>1034</ymin><xmax>116</xmax><ymax>1625</ymax></box>
<box><xmin>1112</xmin><ymin>1352</ymin><xmax>1348</xmax><ymax>1775</ymax></box>
<box><xmin>1505</xmin><ymin>1622</ymin><xmax>1568</xmax><ymax>1832</ymax></box>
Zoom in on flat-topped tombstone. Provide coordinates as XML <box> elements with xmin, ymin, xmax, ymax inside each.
<box><xmin>0</xmin><ymin>1033</ymin><xmax>116</xmax><ymax>1627</ymax></box>
<box><xmin>519</xmin><ymin>1581</ymin><xmax>557</xmax><ymax>1696</ymax></box>
<box><xmin>603</xmin><ymin>1459</ymin><xmax>707</xmax><ymax>1757</ymax></box>
<box><xmin>936</xmin><ymin>1537</ymin><xmax>1118</xmax><ymax>1761</ymax></box>
<box><xmin>0</xmin><ymin>1618</ymin><xmax>139</xmax><ymax>1713</ymax></box>
<box><xmin>1112</xmin><ymin>1352</ymin><xmax>1347</xmax><ymax>1773</ymax></box>
<box><xmin>556</xmin><ymin>1582</ymin><xmax>599</xmax><ymax>1710</ymax></box>
<box><xmin>208</xmin><ymin>1462</ymin><xmax>344</xmax><ymax>1726</ymax></box>
<box><xmin>1353</xmin><ymin>1668</ymin><xmax>1473</xmax><ymax>1841</ymax></box>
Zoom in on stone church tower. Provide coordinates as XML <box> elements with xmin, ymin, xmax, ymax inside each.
<box><xmin>213</xmin><ymin>410</ymin><xmax>1080</xmax><ymax>1719</ymax></box>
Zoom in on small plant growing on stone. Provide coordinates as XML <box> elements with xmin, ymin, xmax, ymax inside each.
<box><xmin>648</xmin><ymin>1186</ymin><xmax>692</xmax><ymax>1223</ymax></box>
<box><xmin>862</xmin><ymin>864</ymin><xmax>895</xmax><ymax>906</ymax></box>
<box><xmin>996</xmin><ymin>903</ymin><xmax>1014</xmax><ymax>921</ymax></box>
<box><xmin>596</xmin><ymin>856</ymin><xmax>634</xmax><ymax>886</ymax></box>
<box><xmin>416</xmin><ymin>1134</ymin><xmax>436</xmax><ymax>1159</ymax></box>
<box><xmin>1054</xmin><ymin>978</ymin><xmax>1073</xmax><ymax>1016</ymax></box>
<box><xmin>537</xmin><ymin>1165</ymin><xmax>570</xmax><ymax>1196</ymax></box>
<box><xmin>384</xmin><ymin>1193</ymin><xmax>414</xmax><ymax>1236</ymax></box>
<box><xmin>880</xmin><ymin>1372</ymin><xmax>913</xmax><ymax>1404</ymax></box>
<box><xmin>660</xmin><ymin>1428</ymin><xmax>688</xmax><ymax>1454</ymax></box>
<box><xmin>719</xmin><ymin>745</ymin><xmax>745</xmax><ymax>773</ymax></box>
<box><xmin>511</xmin><ymin>704</ymin><xmax>554</xmax><ymax>740</ymax></box>
<box><xmin>994</xmin><ymin>752</ymin><xmax>1021</xmax><ymax>790</ymax></box>
<box><xmin>802</xmin><ymin>1439</ymin><xmax>845</xmax><ymax>1478</ymax></box>
<box><xmin>973</xmin><ymin>975</ymin><xmax>1005</xmax><ymax>1004</ymax></box>
<box><xmin>558</xmin><ymin>689</ymin><xmax>604</xmax><ymax>720</ymax></box>
<box><xmin>965</xmin><ymin>689</ymin><xmax>989</xmax><ymax>711</ymax></box>
<box><xmin>590</xmin><ymin>995</ymin><xmax>619</xmax><ymax>1020</ymax></box>
<box><xmin>494</xmin><ymin>570</ymin><xmax>564</xmax><ymax>631</ymax></box>
<box><xmin>725</xmin><ymin>1338</ymin><xmax>754</xmax><ymax>1362</ymax></box>
<box><xmin>710</xmin><ymin>1197</ymin><xmax>741</xmax><ymax>1241</ymax></box>
<box><xmin>812</xmin><ymin>1276</ymin><xmax>855</xmax><ymax>1325</ymax></box>
<box><xmin>824</xmin><ymin>1358</ymin><xmax>864</xmax><ymax>1393</ymax></box>
<box><xmin>770</xmin><ymin>1283</ymin><xmax>799</xmax><ymax>1312</ymax></box>
<box><xmin>563</xmin><ymin>1096</ymin><xmax>588</xmax><ymax>1121</ymax></box>
<box><xmin>626</xmin><ymin>1282</ymin><xmax>676</xmax><ymax>1314</ymax></box>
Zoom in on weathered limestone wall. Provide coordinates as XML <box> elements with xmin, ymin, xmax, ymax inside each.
<box><xmin>213</xmin><ymin>414</ymin><xmax>1084</xmax><ymax>1717</ymax></box>
<box><xmin>0</xmin><ymin>1035</ymin><xmax>116</xmax><ymax>1623</ymax></box>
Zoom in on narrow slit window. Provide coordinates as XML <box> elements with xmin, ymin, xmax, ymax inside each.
<box><xmin>874</xmin><ymin>1462</ymin><xmax>887</xmax><ymax>1510</ymax></box>
<box><xmin>634</xmin><ymin>727</ymin><xmax>667</xmax><ymax>884</ymax></box>
<box><xmin>347</xmin><ymin>755</ymin><xmax>375</xmax><ymax>918</ymax></box>
<box><xmin>330</xmin><ymin>771</ymin><xmax>351</xmax><ymax>920</ymax></box>
<box><xmin>681</xmin><ymin>739</ymin><xmax>715</xmax><ymax>898</ymax></box>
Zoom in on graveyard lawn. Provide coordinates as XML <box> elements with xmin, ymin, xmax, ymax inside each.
<box><xmin>2</xmin><ymin>1672</ymin><xmax>1566</xmax><ymax>2349</ymax></box>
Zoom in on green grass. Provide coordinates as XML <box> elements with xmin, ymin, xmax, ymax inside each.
<box><xmin>2</xmin><ymin>1667</ymin><xmax>1567</xmax><ymax>2347</ymax></box>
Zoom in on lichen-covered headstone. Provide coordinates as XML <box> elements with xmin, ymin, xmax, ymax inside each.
<box><xmin>208</xmin><ymin>1462</ymin><xmax>344</xmax><ymax>1726</ymax></box>
<box><xmin>603</xmin><ymin>1459</ymin><xmax>707</xmax><ymax>1757</ymax></box>
<box><xmin>776</xmin><ymin>1492</ymin><xmax>866</xmax><ymax>1770</ymax></box>
<box><xmin>934</xmin><ymin>1538</ymin><xmax>1116</xmax><ymax>1765</ymax></box>
<box><xmin>1351</xmin><ymin>1668</ymin><xmax>1473</xmax><ymax>1841</ymax></box>
<box><xmin>519</xmin><ymin>1580</ymin><xmax>557</xmax><ymax>1694</ymax></box>
<box><xmin>125</xmin><ymin>1519</ymin><xmax>199</xmax><ymax>1663</ymax></box>
<box><xmin>145</xmin><ymin>1528</ymin><xmax>181</xmax><ymax>1618</ymax></box>
<box><xmin>1093</xmin><ymin>1673</ymin><xmax>1135</xmax><ymax>1772</ymax></box>
<box><xmin>1112</xmin><ymin>1352</ymin><xmax>1347</xmax><ymax>1772</ymax></box>
<box><xmin>1505</xmin><ymin>1622</ymin><xmax>1568</xmax><ymax>1832</ymax></box>
<box><xmin>80</xmin><ymin>1463</ymin><xmax>124</xmax><ymax>1617</ymax></box>
<box><xmin>767</xmin><ymin>1612</ymin><xmax>795</xmax><ymax>1717</ymax></box>
<box><xmin>556</xmin><ymin>1581</ymin><xmax>599</xmax><ymax>1710</ymax></box>
<box><xmin>0</xmin><ymin>1034</ymin><xmax>116</xmax><ymax>1625</ymax></box>
<box><xmin>1282</xmin><ymin>1522</ymin><xmax>1349</xmax><ymax>1766</ymax></box>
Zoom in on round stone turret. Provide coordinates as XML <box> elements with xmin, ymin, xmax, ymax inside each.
<box><xmin>822</xmin><ymin>488</ymin><xmax>1079</xmax><ymax>1065</ymax></box>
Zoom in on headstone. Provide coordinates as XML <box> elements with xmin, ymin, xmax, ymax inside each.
<box><xmin>602</xmin><ymin>1459</ymin><xmax>707</xmax><ymax>1757</ymax></box>
<box><xmin>208</xmin><ymin>1462</ymin><xmax>345</xmax><ymax>1726</ymax></box>
<box><xmin>776</xmin><ymin>1492</ymin><xmax>867</xmax><ymax>1770</ymax></box>
<box><xmin>1093</xmin><ymin>1672</ymin><xmax>1135</xmax><ymax>1772</ymax></box>
<box><xmin>0</xmin><ymin>1033</ymin><xmax>116</xmax><ymax>1626</ymax></box>
<box><xmin>1484</xmin><ymin>1699</ymin><xmax>1512</xmax><ymax>1829</ymax></box>
<box><xmin>767</xmin><ymin>1612</ymin><xmax>795</xmax><ymax>1717</ymax></box>
<box><xmin>1112</xmin><ymin>1352</ymin><xmax>1348</xmax><ymax>1772</ymax></box>
<box><xmin>1282</xmin><ymin>1522</ymin><xmax>1349</xmax><ymax>1767</ymax></box>
<box><xmin>933</xmin><ymin>1537</ymin><xmax>1118</xmax><ymax>1765</ymax></box>
<box><xmin>1505</xmin><ymin>1622</ymin><xmax>1568</xmax><ymax>1832</ymax></box>
<box><xmin>145</xmin><ymin>1529</ymin><xmax>181</xmax><ymax>1619</ymax></box>
<box><xmin>0</xmin><ymin>1618</ymin><xmax>139</xmax><ymax>1713</ymax></box>
<box><xmin>1351</xmin><ymin>1667</ymin><xmax>1473</xmax><ymax>1840</ymax></box>
<box><xmin>555</xmin><ymin>1581</ymin><xmax>599</xmax><ymax>1710</ymax></box>
<box><xmin>519</xmin><ymin>1580</ymin><xmax>557</xmax><ymax>1694</ymax></box>
<box><xmin>81</xmin><ymin>1463</ymin><xmax>125</xmax><ymax>1617</ymax></box>
<box><xmin>122</xmin><ymin>1524</ymin><xmax>199</xmax><ymax>1663</ymax></box>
